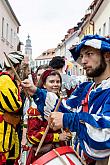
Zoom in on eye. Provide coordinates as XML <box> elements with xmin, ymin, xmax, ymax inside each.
<box><xmin>37</xmin><ymin>74</ymin><xmax>41</xmax><ymax>76</ymax></box>
<box><xmin>49</xmin><ymin>80</ymin><xmax>54</xmax><ymax>83</ymax></box>
<box><xmin>87</xmin><ymin>52</ymin><xmax>93</xmax><ymax>56</ymax></box>
<box><xmin>56</xmin><ymin>80</ymin><xmax>60</xmax><ymax>83</ymax></box>
<box><xmin>79</xmin><ymin>54</ymin><xmax>83</xmax><ymax>59</ymax></box>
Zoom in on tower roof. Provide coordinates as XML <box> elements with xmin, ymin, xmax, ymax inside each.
<box><xmin>25</xmin><ymin>34</ymin><xmax>32</xmax><ymax>48</ymax></box>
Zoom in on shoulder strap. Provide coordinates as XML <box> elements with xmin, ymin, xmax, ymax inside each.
<box><xmin>82</xmin><ymin>84</ymin><xmax>93</xmax><ymax>113</ymax></box>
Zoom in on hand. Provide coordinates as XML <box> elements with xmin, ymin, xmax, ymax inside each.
<box><xmin>59</xmin><ymin>131</ymin><xmax>72</xmax><ymax>141</ymax></box>
<box><xmin>21</xmin><ymin>79</ymin><xmax>37</xmax><ymax>96</ymax></box>
<box><xmin>49</xmin><ymin>112</ymin><xmax>63</xmax><ymax>130</ymax></box>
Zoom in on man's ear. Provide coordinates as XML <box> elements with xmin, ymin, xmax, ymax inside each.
<box><xmin>104</xmin><ymin>52</ymin><xmax>110</xmax><ymax>62</ymax></box>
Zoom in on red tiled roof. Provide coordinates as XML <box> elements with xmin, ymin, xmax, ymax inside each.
<box><xmin>35</xmin><ymin>48</ymin><xmax>55</xmax><ymax>60</ymax></box>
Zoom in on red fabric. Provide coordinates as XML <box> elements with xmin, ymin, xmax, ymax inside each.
<box><xmin>0</xmin><ymin>115</ymin><xmax>3</xmax><ymax>123</ymax></box>
<box><xmin>26</xmin><ymin>147</ymin><xmax>35</xmax><ymax>165</ymax></box>
<box><xmin>0</xmin><ymin>153</ymin><xmax>6</xmax><ymax>165</ymax></box>
<box><xmin>82</xmin><ymin>85</ymin><xmax>92</xmax><ymax>113</ymax></box>
<box><xmin>27</xmin><ymin>107</ymin><xmax>40</xmax><ymax>116</ymax></box>
<box><xmin>27</xmin><ymin>116</ymin><xmax>62</xmax><ymax>144</ymax></box>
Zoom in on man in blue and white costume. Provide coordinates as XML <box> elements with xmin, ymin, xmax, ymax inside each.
<box><xmin>21</xmin><ymin>35</ymin><xmax>110</xmax><ymax>165</ymax></box>
<box><xmin>49</xmin><ymin>35</ymin><xmax>110</xmax><ymax>165</ymax></box>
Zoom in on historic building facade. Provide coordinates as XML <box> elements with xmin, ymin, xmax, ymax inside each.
<box><xmin>0</xmin><ymin>0</ymin><xmax>20</xmax><ymax>64</ymax></box>
<box><xmin>35</xmin><ymin>48</ymin><xmax>55</xmax><ymax>68</ymax></box>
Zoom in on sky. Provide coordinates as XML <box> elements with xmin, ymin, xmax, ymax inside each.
<box><xmin>9</xmin><ymin>0</ymin><xmax>93</xmax><ymax>59</ymax></box>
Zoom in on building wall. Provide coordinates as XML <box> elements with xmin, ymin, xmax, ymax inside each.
<box><xmin>35</xmin><ymin>59</ymin><xmax>51</xmax><ymax>68</ymax></box>
<box><xmin>79</xmin><ymin>19</ymin><xmax>94</xmax><ymax>40</ymax></box>
<box><xmin>0</xmin><ymin>0</ymin><xmax>20</xmax><ymax>63</ymax></box>
<box><xmin>83</xmin><ymin>23</ymin><xmax>94</xmax><ymax>36</ymax></box>
<box><xmin>92</xmin><ymin>0</ymin><xmax>110</xmax><ymax>36</ymax></box>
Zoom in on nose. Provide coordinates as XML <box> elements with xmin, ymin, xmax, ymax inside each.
<box><xmin>81</xmin><ymin>55</ymin><xmax>88</xmax><ymax>65</ymax></box>
<box><xmin>53</xmin><ymin>81</ymin><xmax>60</xmax><ymax>87</ymax></box>
<box><xmin>54</xmin><ymin>82</ymin><xmax>58</xmax><ymax>86</ymax></box>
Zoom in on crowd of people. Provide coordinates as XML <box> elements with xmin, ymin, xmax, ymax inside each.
<box><xmin>0</xmin><ymin>34</ymin><xmax>110</xmax><ymax>165</ymax></box>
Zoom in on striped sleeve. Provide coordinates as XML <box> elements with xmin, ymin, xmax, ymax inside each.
<box><xmin>33</xmin><ymin>88</ymin><xmax>58</xmax><ymax>119</ymax></box>
<box><xmin>63</xmin><ymin>99</ymin><xmax>110</xmax><ymax>159</ymax></box>
<box><xmin>27</xmin><ymin>117</ymin><xmax>59</xmax><ymax>145</ymax></box>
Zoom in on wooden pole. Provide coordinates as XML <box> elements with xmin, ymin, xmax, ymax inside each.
<box><xmin>4</xmin><ymin>52</ymin><xmax>30</xmax><ymax>98</ymax></box>
<box><xmin>35</xmin><ymin>97</ymin><xmax>63</xmax><ymax>156</ymax></box>
<box><xmin>4</xmin><ymin>52</ymin><xmax>21</xmax><ymax>83</ymax></box>
<box><xmin>53</xmin><ymin>149</ymin><xmax>67</xmax><ymax>165</ymax></box>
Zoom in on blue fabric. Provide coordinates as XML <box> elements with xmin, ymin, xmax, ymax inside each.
<box><xmin>33</xmin><ymin>88</ymin><xmax>47</xmax><ymax>118</ymax></box>
<box><xmin>69</xmin><ymin>34</ymin><xmax>110</xmax><ymax>61</ymax></box>
<box><xmin>32</xmin><ymin>80</ymin><xmax>110</xmax><ymax>159</ymax></box>
<box><xmin>62</xmin><ymin>80</ymin><xmax>110</xmax><ymax>159</ymax></box>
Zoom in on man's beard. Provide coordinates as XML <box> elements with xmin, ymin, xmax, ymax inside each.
<box><xmin>86</xmin><ymin>57</ymin><xmax>107</xmax><ymax>77</ymax></box>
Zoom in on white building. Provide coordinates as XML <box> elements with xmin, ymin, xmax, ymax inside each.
<box><xmin>55</xmin><ymin>28</ymin><xmax>84</xmax><ymax>76</ymax></box>
<box><xmin>90</xmin><ymin>0</ymin><xmax>110</xmax><ymax>36</ymax></box>
<box><xmin>0</xmin><ymin>0</ymin><xmax>20</xmax><ymax>64</ymax></box>
<box><xmin>35</xmin><ymin>48</ymin><xmax>55</xmax><ymax>68</ymax></box>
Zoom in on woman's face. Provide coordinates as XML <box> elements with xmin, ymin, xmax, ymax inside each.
<box><xmin>43</xmin><ymin>74</ymin><xmax>61</xmax><ymax>94</ymax></box>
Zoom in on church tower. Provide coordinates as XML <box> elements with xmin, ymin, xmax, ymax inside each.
<box><xmin>25</xmin><ymin>34</ymin><xmax>33</xmax><ymax>68</ymax></box>
<box><xmin>25</xmin><ymin>34</ymin><xmax>32</xmax><ymax>56</ymax></box>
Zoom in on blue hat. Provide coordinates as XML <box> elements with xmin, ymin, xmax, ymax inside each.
<box><xmin>69</xmin><ymin>34</ymin><xmax>110</xmax><ymax>61</ymax></box>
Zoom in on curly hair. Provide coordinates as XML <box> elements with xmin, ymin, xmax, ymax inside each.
<box><xmin>49</xmin><ymin>56</ymin><xmax>65</xmax><ymax>69</ymax></box>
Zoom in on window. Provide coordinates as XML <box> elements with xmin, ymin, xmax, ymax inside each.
<box><xmin>109</xmin><ymin>17</ymin><xmax>110</xmax><ymax>35</ymax></box>
<box><xmin>13</xmin><ymin>32</ymin><xmax>16</xmax><ymax>44</ymax></box>
<box><xmin>6</xmin><ymin>23</ymin><xmax>8</xmax><ymax>40</ymax></box>
<box><xmin>99</xmin><ymin>28</ymin><xmax>101</xmax><ymax>35</ymax></box>
<box><xmin>10</xmin><ymin>28</ymin><xmax>13</xmax><ymax>45</ymax></box>
<box><xmin>103</xmin><ymin>23</ymin><xmax>106</xmax><ymax>36</ymax></box>
<box><xmin>2</xmin><ymin>17</ymin><xmax>4</xmax><ymax>38</ymax></box>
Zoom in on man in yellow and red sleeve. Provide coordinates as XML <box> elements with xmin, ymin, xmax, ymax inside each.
<box><xmin>0</xmin><ymin>52</ymin><xmax>24</xmax><ymax>165</ymax></box>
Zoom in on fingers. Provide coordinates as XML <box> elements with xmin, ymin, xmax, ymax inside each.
<box><xmin>21</xmin><ymin>80</ymin><xmax>32</xmax><ymax>88</ymax></box>
<box><xmin>59</xmin><ymin>132</ymin><xmax>72</xmax><ymax>141</ymax></box>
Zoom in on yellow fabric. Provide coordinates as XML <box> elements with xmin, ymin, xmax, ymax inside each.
<box><xmin>0</xmin><ymin>74</ymin><xmax>22</xmax><ymax>160</ymax></box>
<box><xmin>0</xmin><ymin>75</ymin><xmax>22</xmax><ymax>112</ymax></box>
<box><xmin>30</xmin><ymin>135</ymin><xmax>40</xmax><ymax>143</ymax></box>
<box><xmin>53</xmin><ymin>133</ymin><xmax>59</xmax><ymax>142</ymax></box>
<box><xmin>28</xmin><ymin>130</ymin><xmax>45</xmax><ymax>144</ymax></box>
<box><xmin>0</xmin><ymin>121</ymin><xmax>19</xmax><ymax>159</ymax></box>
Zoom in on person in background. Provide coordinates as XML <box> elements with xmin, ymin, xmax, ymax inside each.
<box><xmin>0</xmin><ymin>51</ymin><xmax>24</xmax><ymax>165</ymax></box>
<box><xmin>35</xmin><ymin>64</ymin><xmax>51</xmax><ymax>85</ymax></box>
<box><xmin>26</xmin><ymin>69</ymin><xmax>72</xmax><ymax>165</ymax></box>
<box><xmin>49</xmin><ymin>56</ymin><xmax>77</xmax><ymax>97</ymax></box>
<box><xmin>20</xmin><ymin>64</ymin><xmax>50</xmax><ymax>164</ymax></box>
<box><xmin>21</xmin><ymin>64</ymin><xmax>51</xmax><ymax>143</ymax></box>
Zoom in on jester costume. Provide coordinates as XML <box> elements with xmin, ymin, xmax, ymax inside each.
<box><xmin>0</xmin><ymin>72</ymin><xmax>22</xmax><ymax>163</ymax></box>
